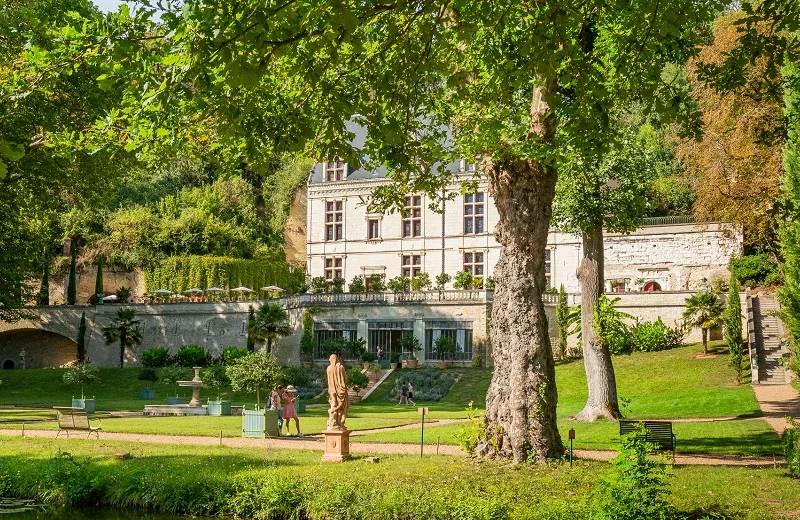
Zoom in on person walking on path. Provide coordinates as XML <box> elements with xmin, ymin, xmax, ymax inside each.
<box><xmin>281</xmin><ymin>385</ymin><xmax>302</xmax><ymax>436</ymax></box>
<box><xmin>398</xmin><ymin>381</ymin><xmax>409</xmax><ymax>405</ymax></box>
<box><xmin>407</xmin><ymin>382</ymin><xmax>416</xmax><ymax>405</ymax></box>
<box><xmin>377</xmin><ymin>347</ymin><xmax>384</xmax><ymax>364</ymax></box>
<box><xmin>269</xmin><ymin>385</ymin><xmax>284</xmax><ymax>431</ymax></box>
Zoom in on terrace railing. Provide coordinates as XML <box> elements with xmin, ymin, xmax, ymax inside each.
<box><xmin>281</xmin><ymin>290</ymin><xmax>494</xmax><ymax>308</ymax></box>
<box><xmin>640</xmin><ymin>215</ymin><xmax>695</xmax><ymax>226</ymax></box>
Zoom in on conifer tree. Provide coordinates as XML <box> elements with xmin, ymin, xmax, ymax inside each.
<box><xmin>725</xmin><ymin>274</ymin><xmax>745</xmax><ymax>384</ymax></box>
<box><xmin>66</xmin><ymin>240</ymin><xmax>77</xmax><ymax>305</ymax></box>
<box><xmin>95</xmin><ymin>257</ymin><xmax>104</xmax><ymax>301</ymax></box>
<box><xmin>556</xmin><ymin>285</ymin><xmax>569</xmax><ymax>359</ymax></box>
<box><xmin>37</xmin><ymin>249</ymin><xmax>49</xmax><ymax>306</ymax></box>
<box><xmin>77</xmin><ymin>312</ymin><xmax>86</xmax><ymax>362</ymax></box>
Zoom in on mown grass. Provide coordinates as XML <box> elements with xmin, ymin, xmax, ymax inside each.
<box><xmin>0</xmin><ymin>436</ymin><xmax>797</xmax><ymax>519</ymax></box>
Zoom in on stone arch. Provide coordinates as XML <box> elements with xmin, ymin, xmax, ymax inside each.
<box><xmin>0</xmin><ymin>329</ymin><xmax>78</xmax><ymax>369</ymax></box>
<box><xmin>643</xmin><ymin>281</ymin><xmax>662</xmax><ymax>292</ymax></box>
<box><xmin>3</xmin><ymin>359</ymin><xmax>15</xmax><ymax>369</ymax></box>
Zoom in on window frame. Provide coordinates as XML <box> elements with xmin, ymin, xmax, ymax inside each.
<box><xmin>325</xmin><ymin>200</ymin><xmax>344</xmax><ymax>242</ymax></box>
<box><xmin>402</xmin><ymin>195</ymin><xmax>422</xmax><ymax>238</ymax></box>
<box><xmin>462</xmin><ymin>251</ymin><xmax>485</xmax><ymax>276</ymax></box>
<box><xmin>324</xmin><ymin>257</ymin><xmax>343</xmax><ymax>280</ymax></box>
<box><xmin>325</xmin><ymin>160</ymin><xmax>346</xmax><ymax>182</ymax></box>
<box><xmin>463</xmin><ymin>192</ymin><xmax>485</xmax><ymax>235</ymax></box>
<box><xmin>401</xmin><ymin>254</ymin><xmax>422</xmax><ymax>278</ymax></box>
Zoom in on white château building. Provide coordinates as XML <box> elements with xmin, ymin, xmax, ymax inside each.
<box><xmin>306</xmin><ymin>163</ymin><xmax>742</xmax><ymax>295</ymax></box>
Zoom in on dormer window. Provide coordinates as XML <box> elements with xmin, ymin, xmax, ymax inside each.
<box><xmin>462</xmin><ymin>155</ymin><xmax>483</xmax><ymax>173</ymax></box>
<box><xmin>326</xmin><ymin>160</ymin><xmax>346</xmax><ymax>181</ymax></box>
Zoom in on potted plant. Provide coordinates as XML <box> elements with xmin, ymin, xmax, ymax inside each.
<box><xmin>63</xmin><ymin>361</ymin><xmax>99</xmax><ymax>413</ymax></box>
<box><xmin>204</xmin><ymin>363</ymin><xmax>231</xmax><ymax>416</ymax></box>
<box><xmin>226</xmin><ymin>351</ymin><xmax>281</xmax><ymax>437</ymax></box>
<box><xmin>137</xmin><ymin>367</ymin><xmax>158</xmax><ymax>400</ymax></box>
<box><xmin>434</xmin><ymin>335</ymin><xmax>457</xmax><ymax>369</ymax></box>
<box><xmin>389</xmin><ymin>351</ymin><xmax>401</xmax><ymax>369</ymax></box>
<box><xmin>367</xmin><ymin>358</ymin><xmax>382</xmax><ymax>382</ymax></box>
<box><xmin>361</xmin><ymin>351</ymin><xmax>376</xmax><ymax>370</ymax></box>
<box><xmin>397</xmin><ymin>332</ymin><xmax>421</xmax><ymax>368</ymax></box>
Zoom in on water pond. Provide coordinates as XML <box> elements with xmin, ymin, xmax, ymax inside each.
<box><xmin>0</xmin><ymin>498</ymin><xmax>194</xmax><ymax>519</ymax></box>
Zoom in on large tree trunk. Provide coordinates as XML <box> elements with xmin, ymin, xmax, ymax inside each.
<box><xmin>574</xmin><ymin>225</ymin><xmax>621</xmax><ymax>422</ymax></box>
<box><xmin>483</xmin><ymin>81</ymin><xmax>564</xmax><ymax>464</ymax></box>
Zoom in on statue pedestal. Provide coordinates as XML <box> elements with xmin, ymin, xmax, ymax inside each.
<box><xmin>322</xmin><ymin>429</ymin><xmax>351</xmax><ymax>462</ymax></box>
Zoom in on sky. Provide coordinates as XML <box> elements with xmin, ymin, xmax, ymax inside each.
<box><xmin>91</xmin><ymin>0</ymin><xmax>130</xmax><ymax>13</ymax></box>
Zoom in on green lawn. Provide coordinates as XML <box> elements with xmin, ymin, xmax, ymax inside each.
<box><xmin>0</xmin><ymin>436</ymin><xmax>797</xmax><ymax>519</ymax></box>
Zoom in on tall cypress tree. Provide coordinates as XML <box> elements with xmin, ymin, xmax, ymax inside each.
<box><xmin>725</xmin><ymin>274</ymin><xmax>745</xmax><ymax>384</ymax></box>
<box><xmin>779</xmin><ymin>63</ymin><xmax>800</xmax><ymax>346</ymax></box>
<box><xmin>556</xmin><ymin>284</ymin><xmax>569</xmax><ymax>359</ymax></box>
<box><xmin>95</xmin><ymin>256</ymin><xmax>104</xmax><ymax>302</ymax></box>
<box><xmin>66</xmin><ymin>240</ymin><xmax>77</xmax><ymax>305</ymax></box>
<box><xmin>37</xmin><ymin>249</ymin><xmax>50</xmax><ymax>306</ymax></box>
<box><xmin>77</xmin><ymin>312</ymin><xmax>86</xmax><ymax>362</ymax></box>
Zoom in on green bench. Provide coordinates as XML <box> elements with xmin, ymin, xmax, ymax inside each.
<box><xmin>54</xmin><ymin>407</ymin><xmax>102</xmax><ymax>439</ymax></box>
<box><xmin>619</xmin><ymin>420</ymin><xmax>676</xmax><ymax>457</ymax></box>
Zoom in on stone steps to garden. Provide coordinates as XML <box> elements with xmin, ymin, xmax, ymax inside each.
<box><xmin>349</xmin><ymin>368</ymin><xmax>394</xmax><ymax>402</ymax></box>
<box><xmin>752</xmin><ymin>296</ymin><xmax>788</xmax><ymax>385</ymax></box>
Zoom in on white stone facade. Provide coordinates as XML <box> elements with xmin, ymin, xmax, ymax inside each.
<box><xmin>306</xmin><ymin>171</ymin><xmax>742</xmax><ymax>293</ymax></box>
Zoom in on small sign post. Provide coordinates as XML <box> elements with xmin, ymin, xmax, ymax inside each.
<box><xmin>568</xmin><ymin>428</ymin><xmax>575</xmax><ymax>467</ymax></box>
<box><xmin>418</xmin><ymin>407</ymin><xmax>429</xmax><ymax>457</ymax></box>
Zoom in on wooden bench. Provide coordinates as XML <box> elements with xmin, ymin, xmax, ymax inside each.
<box><xmin>619</xmin><ymin>420</ymin><xmax>676</xmax><ymax>457</ymax></box>
<box><xmin>54</xmin><ymin>407</ymin><xmax>101</xmax><ymax>439</ymax></box>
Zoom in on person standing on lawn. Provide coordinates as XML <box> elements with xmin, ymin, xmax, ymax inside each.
<box><xmin>407</xmin><ymin>381</ymin><xmax>416</xmax><ymax>405</ymax></box>
<box><xmin>269</xmin><ymin>384</ymin><xmax>284</xmax><ymax>431</ymax></box>
<box><xmin>398</xmin><ymin>381</ymin><xmax>409</xmax><ymax>405</ymax></box>
<box><xmin>281</xmin><ymin>385</ymin><xmax>302</xmax><ymax>436</ymax></box>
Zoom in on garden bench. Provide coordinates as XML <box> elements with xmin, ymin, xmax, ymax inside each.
<box><xmin>619</xmin><ymin>420</ymin><xmax>675</xmax><ymax>457</ymax></box>
<box><xmin>54</xmin><ymin>407</ymin><xmax>101</xmax><ymax>439</ymax></box>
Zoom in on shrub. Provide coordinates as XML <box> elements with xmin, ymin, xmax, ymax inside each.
<box><xmin>203</xmin><ymin>363</ymin><xmax>230</xmax><ymax>392</ymax></box>
<box><xmin>390</xmin><ymin>351</ymin><xmax>400</xmax><ymax>364</ymax></box>
<box><xmin>331</xmin><ymin>277</ymin><xmax>345</xmax><ymax>294</ymax></box>
<box><xmin>226</xmin><ymin>351</ymin><xmax>281</xmax><ymax>408</ymax></box>
<box><xmin>310</xmin><ymin>276</ymin><xmax>329</xmax><ymax>293</ymax></box>
<box><xmin>137</xmin><ymin>368</ymin><xmax>158</xmax><ymax>383</ymax></box>
<box><xmin>457</xmin><ymin>401</ymin><xmax>486</xmax><ymax>455</ymax></box>
<box><xmin>176</xmin><ymin>344</ymin><xmax>210</xmax><ymax>367</ymax></box>
<box><xmin>590</xmin><ymin>424</ymin><xmax>672</xmax><ymax>520</ymax></box>
<box><xmin>222</xmin><ymin>346</ymin><xmax>248</xmax><ymax>364</ymax></box>
<box><xmin>434</xmin><ymin>273</ymin><xmax>451</xmax><ymax>291</ymax></box>
<box><xmin>159</xmin><ymin>365</ymin><xmax>191</xmax><ymax>387</ymax></box>
<box><xmin>453</xmin><ymin>271</ymin><xmax>473</xmax><ymax>290</ymax></box>
<box><xmin>783</xmin><ymin>422</ymin><xmax>800</xmax><ymax>478</ymax></box>
<box><xmin>365</xmin><ymin>274</ymin><xmax>386</xmax><ymax>292</ymax></box>
<box><xmin>629</xmin><ymin>319</ymin><xmax>670</xmax><ymax>352</ymax></box>
<box><xmin>397</xmin><ymin>332</ymin><xmax>422</xmax><ymax>359</ymax></box>
<box><xmin>361</xmin><ymin>351</ymin><xmax>376</xmax><ymax>363</ymax></box>
<box><xmin>388</xmin><ymin>369</ymin><xmax>458</xmax><ymax>401</ymax></box>
<box><xmin>387</xmin><ymin>275</ymin><xmax>410</xmax><ymax>293</ymax></box>
<box><xmin>729</xmin><ymin>253</ymin><xmax>781</xmax><ymax>288</ymax></box>
<box><xmin>472</xmin><ymin>353</ymin><xmax>483</xmax><ymax>368</ymax></box>
<box><xmin>484</xmin><ymin>276</ymin><xmax>495</xmax><ymax>291</ymax></box>
<box><xmin>115</xmin><ymin>286</ymin><xmax>132</xmax><ymax>302</ymax></box>
<box><xmin>141</xmin><ymin>347</ymin><xmax>170</xmax><ymax>368</ymax></box>
<box><xmin>472</xmin><ymin>276</ymin><xmax>484</xmax><ymax>289</ymax></box>
<box><xmin>348</xmin><ymin>276</ymin><xmax>365</xmax><ymax>293</ymax></box>
<box><xmin>434</xmin><ymin>335</ymin><xmax>457</xmax><ymax>360</ymax></box>
<box><xmin>411</xmin><ymin>272</ymin><xmax>432</xmax><ymax>292</ymax></box>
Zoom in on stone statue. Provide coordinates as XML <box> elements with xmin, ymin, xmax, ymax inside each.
<box><xmin>326</xmin><ymin>354</ymin><xmax>349</xmax><ymax>430</ymax></box>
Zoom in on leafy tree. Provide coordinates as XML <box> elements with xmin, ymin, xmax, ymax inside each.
<box><xmin>26</xmin><ymin>0</ymin><xmax>724</xmax><ymax>463</ymax></box>
<box><xmin>310</xmin><ymin>277</ymin><xmax>329</xmax><ymax>294</ymax></box>
<box><xmin>781</xmin><ymin>62</ymin><xmax>800</xmax><ymax>347</ymax></box>
<box><xmin>249</xmin><ymin>303</ymin><xmax>292</xmax><ymax>352</ymax></box>
<box><xmin>434</xmin><ymin>335</ymin><xmax>457</xmax><ymax>361</ymax></box>
<box><xmin>76</xmin><ymin>312</ymin><xmax>86</xmax><ymax>362</ymax></box>
<box><xmin>365</xmin><ymin>274</ymin><xmax>386</xmax><ymax>293</ymax></box>
<box><xmin>411</xmin><ymin>272</ymin><xmax>432</xmax><ymax>292</ymax></box>
<box><xmin>225</xmin><ymin>351</ymin><xmax>281</xmax><ymax>409</ymax></box>
<box><xmin>434</xmin><ymin>273</ymin><xmax>451</xmax><ymax>292</ymax></box>
<box><xmin>397</xmin><ymin>332</ymin><xmax>422</xmax><ymax>360</ymax></box>
<box><xmin>387</xmin><ymin>276</ymin><xmax>410</xmax><ymax>293</ymax></box>
<box><xmin>675</xmin><ymin>12</ymin><xmax>785</xmax><ymax>251</ymax></box>
<box><xmin>66</xmin><ymin>240</ymin><xmax>77</xmax><ymax>305</ymax></box>
<box><xmin>452</xmin><ymin>272</ymin><xmax>474</xmax><ymax>290</ymax></box>
<box><xmin>683</xmin><ymin>292</ymin><xmax>725</xmax><ymax>356</ymax></box>
<box><xmin>63</xmin><ymin>361</ymin><xmax>99</xmax><ymax>400</ymax></box>
<box><xmin>348</xmin><ymin>276</ymin><xmax>365</xmax><ymax>293</ymax></box>
<box><xmin>330</xmin><ymin>277</ymin><xmax>346</xmax><ymax>294</ymax></box>
<box><xmin>101</xmin><ymin>307</ymin><xmax>143</xmax><ymax>368</ymax></box>
<box><xmin>554</xmin><ymin>131</ymin><xmax>657</xmax><ymax>421</ymax></box>
<box><xmin>347</xmin><ymin>366</ymin><xmax>369</xmax><ymax>395</ymax></box>
<box><xmin>724</xmin><ymin>274</ymin><xmax>746</xmax><ymax>384</ymax></box>
<box><xmin>556</xmin><ymin>285</ymin><xmax>569</xmax><ymax>360</ymax></box>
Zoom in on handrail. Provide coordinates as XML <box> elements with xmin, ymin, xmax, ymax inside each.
<box><xmin>745</xmin><ymin>288</ymin><xmax>759</xmax><ymax>384</ymax></box>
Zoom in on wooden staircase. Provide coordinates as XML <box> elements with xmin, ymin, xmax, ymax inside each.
<box><xmin>751</xmin><ymin>295</ymin><xmax>788</xmax><ymax>385</ymax></box>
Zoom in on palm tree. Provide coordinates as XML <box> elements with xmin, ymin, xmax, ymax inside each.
<box><xmin>101</xmin><ymin>307</ymin><xmax>143</xmax><ymax>368</ymax></box>
<box><xmin>683</xmin><ymin>292</ymin><xmax>725</xmax><ymax>356</ymax></box>
<box><xmin>249</xmin><ymin>303</ymin><xmax>292</xmax><ymax>352</ymax></box>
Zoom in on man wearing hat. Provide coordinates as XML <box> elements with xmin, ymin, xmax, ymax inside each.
<box><xmin>281</xmin><ymin>385</ymin><xmax>302</xmax><ymax>437</ymax></box>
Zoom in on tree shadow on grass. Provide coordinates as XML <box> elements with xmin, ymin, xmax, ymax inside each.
<box><xmin>674</xmin><ymin>430</ymin><xmax>782</xmax><ymax>457</ymax></box>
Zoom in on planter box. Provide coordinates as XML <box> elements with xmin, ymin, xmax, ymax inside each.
<box><xmin>139</xmin><ymin>389</ymin><xmax>155</xmax><ymax>400</ymax></box>
<box><xmin>302</xmin><ymin>361</ymin><xmax>313</xmax><ymax>368</ymax></box>
<box><xmin>294</xmin><ymin>401</ymin><xmax>306</xmax><ymax>414</ymax></box>
<box><xmin>166</xmin><ymin>396</ymin><xmax>185</xmax><ymax>405</ymax></box>
<box><xmin>389</xmin><ymin>362</ymin><xmax>399</xmax><ymax>369</ymax></box>
<box><xmin>438</xmin><ymin>361</ymin><xmax>452</xmax><ymax>369</ymax></box>
<box><xmin>380</xmin><ymin>360</ymin><xmax>390</xmax><ymax>370</ymax></box>
<box><xmin>242</xmin><ymin>408</ymin><xmax>280</xmax><ymax>438</ymax></box>
<box><xmin>207</xmin><ymin>399</ymin><xmax>232</xmax><ymax>416</ymax></box>
<box><xmin>406</xmin><ymin>359</ymin><xmax>419</xmax><ymax>368</ymax></box>
<box><xmin>71</xmin><ymin>398</ymin><xmax>95</xmax><ymax>414</ymax></box>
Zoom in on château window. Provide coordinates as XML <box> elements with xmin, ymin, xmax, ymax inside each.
<box><xmin>402</xmin><ymin>196</ymin><xmax>422</xmax><ymax>238</ymax></box>
<box><xmin>326</xmin><ymin>160</ymin><xmax>346</xmax><ymax>181</ymax></box>
<box><xmin>325</xmin><ymin>201</ymin><xmax>343</xmax><ymax>241</ymax></box>
<box><xmin>464</xmin><ymin>193</ymin><xmax>485</xmax><ymax>234</ymax></box>
<box><xmin>462</xmin><ymin>155</ymin><xmax>482</xmax><ymax>173</ymax></box>
<box><xmin>324</xmin><ymin>257</ymin><xmax>343</xmax><ymax>280</ymax></box>
<box><xmin>367</xmin><ymin>219</ymin><xmax>380</xmax><ymax>240</ymax></box>
<box><xmin>463</xmin><ymin>252</ymin><xmax>484</xmax><ymax>276</ymax></box>
<box><xmin>401</xmin><ymin>254</ymin><xmax>422</xmax><ymax>278</ymax></box>
<box><xmin>544</xmin><ymin>249</ymin><xmax>552</xmax><ymax>289</ymax></box>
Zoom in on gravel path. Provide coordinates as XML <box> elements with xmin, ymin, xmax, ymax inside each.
<box><xmin>753</xmin><ymin>384</ymin><xmax>800</xmax><ymax>433</ymax></box>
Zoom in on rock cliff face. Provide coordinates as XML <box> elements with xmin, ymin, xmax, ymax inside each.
<box><xmin>283</xmin><ymin>185</ymin><xmax>307</xmax><ymax>266</ymax></box>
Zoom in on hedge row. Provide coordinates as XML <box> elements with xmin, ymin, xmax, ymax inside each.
<box><xmin>143</xmin><ymin>255</ymin><xmax>305</xmax><ymax>294</ymax></box>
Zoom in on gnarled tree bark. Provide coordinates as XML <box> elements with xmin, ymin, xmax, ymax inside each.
<box><xmin>483</xmin><ymin>81</ymin><xmax>564</xmax><ymax>463</ymax></box>
<box><xmin>574</xmin><ymin>225</ymin><xmax>621</xmax><ymax>421</ymax></box>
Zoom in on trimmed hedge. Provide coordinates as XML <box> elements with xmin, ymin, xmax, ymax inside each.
<box><xmin>144</xmin><ymin>255</ymin><xmax>305</xmax><ymax>294</ymax></box>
